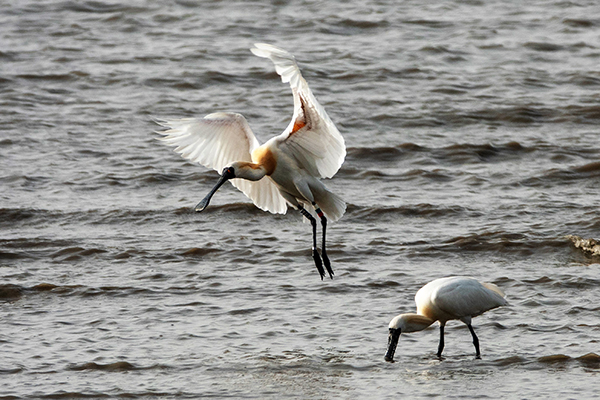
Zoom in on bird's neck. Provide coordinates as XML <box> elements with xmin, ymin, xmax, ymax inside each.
<box><xmin>235</xmin><ymin>162</ymin><xmax>268</xmax><ymax>181</ymax></box>
<box><xmin>399</xmin><ymin>314</ymin><xmax>436</xmax><ymax>333</ymax></box>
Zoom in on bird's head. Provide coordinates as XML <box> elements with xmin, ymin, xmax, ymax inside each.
<box><xmin>384</xmin><ymin>314</ymin><xmax>434</xmax><ymax>362</ymax></box>
<box><xmin>384</xmin><ymin>315</ymin><xmax>404</xmax><ymax>362</ymax></box>
<box><xmin>221</xmin><ymin>165</ymin><xmax>237</xmax><ymax>180</ymax></box>
<box><xmin>194</xmin><ymin>165</ymin><xmax>236</xmax><ymax>212</ymax></box>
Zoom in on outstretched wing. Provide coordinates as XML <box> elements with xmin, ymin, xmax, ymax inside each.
<box><xmin>155</xmin><ymin>113</ymin><xmax>258</xmax><ymax>172</ymax></box>
<box><xmin>155</xmin><ymin>113</ymin><xmax>288</xmax><ymax>214</ymax></box>
<box><xmin>250</xmin><ymin>43</ymin><xmax>346</xmax><ymax>179</ymax></box>
<box><xmin>230</xmin><ymin>177</ymin><xmax>288</xmax><ymax>214</ymax></box>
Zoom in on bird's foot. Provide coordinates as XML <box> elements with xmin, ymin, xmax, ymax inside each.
<box><xmin>312</xmin><ymin>249</ymin><xmax>325</xmax><ymax>280</ymax></box>
<box><xmin>321</xmin><ymin>249</ymin><xmax>334</xmax><ymax>279</ymax></box>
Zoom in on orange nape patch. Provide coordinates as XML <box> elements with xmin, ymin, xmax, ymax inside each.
<box><xmin>291</xmin><ymin>120</ymin><xmax>306</xmax><ymax>133</ymax></box>
<box><xmin>251</xmin><ymin>146</ymin><xmax>277</xmax><ymax>175</ymax></box>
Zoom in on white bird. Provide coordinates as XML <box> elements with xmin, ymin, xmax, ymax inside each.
<box><xmin>384</xmin><ymin>276</ymin><xmax>508</xmax><ymax>362</ymax></box>
<box><xmin>155</xmin><ymin>43</ymin><xmax>346</xmax><ymax>280</ymax></box>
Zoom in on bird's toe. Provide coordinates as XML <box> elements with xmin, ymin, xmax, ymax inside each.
<box><xmin>321</xmin><ymin>250</ymin><xmax>334</xmax><ymax>279</ymax></box>
<box><xmin>312</xmin><ymin>250</ymin><xmax>325</xmax><ymax>280</ymax></box>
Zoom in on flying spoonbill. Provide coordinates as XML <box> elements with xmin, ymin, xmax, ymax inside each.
<box><xmin>156</xmin><ymin>44</ymin><xmax>346</xmax><ymax>280</ymax></box>
<box><xmin>384</xmin><ymin>276</ymin><xmax>508</xmax><ymax>362</ymax></box>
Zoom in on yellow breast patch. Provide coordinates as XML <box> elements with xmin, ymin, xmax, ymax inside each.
<box><xmin>251</xmin><ymin>146</ymin><xmax>277</xmax><ymax>175</ymax></box>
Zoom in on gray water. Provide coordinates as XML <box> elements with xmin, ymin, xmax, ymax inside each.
<box><xmin>1</xmin><ymin>0</ymin><xmax>600</xmax><ymax>398</ymax></box>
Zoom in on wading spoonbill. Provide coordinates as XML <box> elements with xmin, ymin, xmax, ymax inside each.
<box><xmin>156</xmin><ymin>44</ymin><xmax>346</xmax><ymax>280</ymax></box>
<box><xmin>384</xmin><ymin>276</ymin><xmax>508</xmax><ymax>362</ymax></box>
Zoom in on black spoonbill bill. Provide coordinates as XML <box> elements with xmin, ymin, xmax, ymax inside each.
<box><xmin>156</xmin><ymin>43</ymin><xmax>346</xmax><ymax>280</ymax></box>
<box><xmin>384</xmin><ymin>276</ymin><xmax>508</xmax><ymax>362</ymax></box>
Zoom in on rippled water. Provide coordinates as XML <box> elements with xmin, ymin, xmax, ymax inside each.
<box><xmin>1</xmin><ymin>0</ymin><xmax>600</xmax><ymax>398</ymax></box>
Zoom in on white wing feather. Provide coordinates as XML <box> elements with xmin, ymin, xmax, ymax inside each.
<box><xmin>232</xmin><ymin>177</ymin><xmax>288</xmax><ymax>214</ymax></box>
<box><xmin>155</xmin><ymin>113</ymin><xmax>258</xmax><ymax>172</ymax></box>
<box><xmin>251</xmin><ymin>43</ymin><xmax>346</xmax><ymax>179</ymax></box>
<box><xmin>155</xmin><ymin>113</ymin><xmax>288</xmax><ymax>214</ymax></box>
<box><xmin>428</xmin><ymin>277</ymin><xmax>508</xmax><ymax>318</ymax></box>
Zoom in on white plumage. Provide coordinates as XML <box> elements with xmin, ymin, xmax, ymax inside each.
<box><xmin>156</xmin><ymin>44</ymin><xmax>346</xmax><ymax>279</ymax></box>
<box><xmin>385</xmin><ymin>276</ymin><xmax>508</xmax><ymax>362</ymax></box>
<box><xmin>251</xmin><ymin>43</ymin><xmax>345</xmax><ymax>180</ymax></box>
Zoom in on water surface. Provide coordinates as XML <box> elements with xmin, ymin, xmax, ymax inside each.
<box><xmin>1</xmin><ymin>0</ymin><xmax>600</xmax><ymax>398</ymax></box>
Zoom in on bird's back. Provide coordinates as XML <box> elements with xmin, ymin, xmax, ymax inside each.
<box><xmin>416</xmin><ymin>276</ymin><xmax>507</xmax><ymax>322</ymax></box>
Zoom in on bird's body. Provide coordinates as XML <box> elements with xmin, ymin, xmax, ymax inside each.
<box><xmin>385</xmin><ymin>276</ymin><xmax>508</xmax><ymax>362</ymax></box>
<box><xmin>156</xmin><ymin>44</ymin><xmax>345</xmax><ymax>279</ymax></box>
<box><xmin>249</xmin><ymin>134</ymin><xmax>345</xmax><ymax>222</ymax></box>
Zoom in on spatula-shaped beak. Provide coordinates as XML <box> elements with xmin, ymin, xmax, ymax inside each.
<box><xmin>384</xmin><ymin>328</ymin><xmax>401</xmax><ymax>362</ymax></box>
<box><xmin>194</xmin><ymin>167</ymin><xmax>235</xmax><ymax>212</ymax></box>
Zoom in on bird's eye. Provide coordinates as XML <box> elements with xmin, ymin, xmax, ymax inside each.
<box><xmin>222</xmin><ymin>167</ymin><xmax>235</xmax><ymax>178</ymax></box>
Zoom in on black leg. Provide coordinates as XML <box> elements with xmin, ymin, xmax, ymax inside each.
<box><xmin>313</xmin><ymin>204</ymin><xmax>333</xmax><ymax>279</ymax></box>
<box><xmin>467</xmin><ymin>324</ymin><xmax>481</xmax><ymax>358</ymax></box>
<box><xmin>299</xmin><ymin>207</ymin><xmax>325</xmax><ymax>280</ymax></box>
<box><xmin>437</xmin><ymin>325</ymin><xmax>445</xmax><ymax>358</ymax></box>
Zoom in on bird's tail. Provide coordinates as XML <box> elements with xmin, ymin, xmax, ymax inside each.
<box><xmin>482</xmin><ymin>282</ymin><xmax>509</xmax><ymax>306</ymax></box>
<box><xmin>315</xmin><ymin>188</ymin><xmax>346</xmax><ymax>223</ymax></box>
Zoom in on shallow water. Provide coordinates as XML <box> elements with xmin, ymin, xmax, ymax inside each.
<box><xmin>1</xmin><ymin>0</ymin><xmax>600</xmax><ymax>398</ymax></box>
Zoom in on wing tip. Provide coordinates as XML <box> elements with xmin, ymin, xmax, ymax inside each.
<box><xmin>152</xmin><ymin>117</ymin><xmax>169</xmax><ymax>127</ymax></box>
<box><xmin>153</xmin><ymin>118</ymin><xmax>173</xmax><ymax>138</ymax></box>
<box><xmin>250</xmin><ymin>43</ymin><xmax>295</xmax><ymax>61</ymax></box>
<box><xmin>251</xmin><ymin>42</ymin><xmax>283</xmax><ymax>53</ymax></box>
<box><xmin>250</xmin><ymin>43</ymin><xmax>271</xmax><ymax>58</ymax></box>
